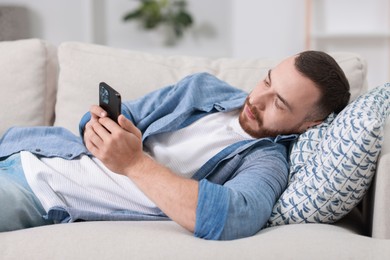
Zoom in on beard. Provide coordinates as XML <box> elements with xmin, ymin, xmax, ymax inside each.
<box><xmin>238</xmin><ymin>97</ymin><xmax>303</xmax><ymax>139</ymax></box>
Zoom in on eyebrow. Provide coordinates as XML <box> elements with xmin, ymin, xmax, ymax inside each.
<box><xmin>268</xmin><ymin>69</ymin><xmax>293</xmax><ymax>112</ymax></box>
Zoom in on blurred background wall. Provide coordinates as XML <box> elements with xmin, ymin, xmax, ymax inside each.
<box><xmin>0</xmin><ymin>0</ymin><xmax>388</xmax><ymax>87</ymax></box>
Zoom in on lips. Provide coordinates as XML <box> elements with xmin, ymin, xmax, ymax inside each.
<box><xmin>245</xmin><ymin>104</ymin><xmax>256</xmax><ymax>120</ymax></box>
<box><xmin>245</xmin><ymin>97</ymin><xmax>257</xmax><ymax>120</ymax></box>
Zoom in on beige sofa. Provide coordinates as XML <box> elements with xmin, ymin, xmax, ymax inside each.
<box><xmin>0</xmin><ymin>38</ymin><xmax>389</xmax><ymax>259</ymax></box>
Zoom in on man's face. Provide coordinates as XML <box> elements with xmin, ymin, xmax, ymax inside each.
<box><xmin>239</xmin><ymin>55</ymin><xmax>322</xmax><ymax>138</ymax></box>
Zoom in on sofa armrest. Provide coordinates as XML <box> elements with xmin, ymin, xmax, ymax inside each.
<box><xmin>370</xmin><ymin>118</ymin><xmax>390</xmax><ymax>239</ymax></box>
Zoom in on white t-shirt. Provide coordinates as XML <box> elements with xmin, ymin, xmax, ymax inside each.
<box><xmin>144</xmin><ymin>110</ymin><xmax>253</xmax><ymax>178</ymax></box>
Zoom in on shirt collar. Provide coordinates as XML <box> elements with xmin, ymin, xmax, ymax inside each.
<box><xmin>274</xmin><ymin>134</ymin><xmax>299</xmax><ymax>143</ymax></box>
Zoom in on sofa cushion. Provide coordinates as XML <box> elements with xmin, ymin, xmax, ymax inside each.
<box><xmin>0</xmin><ymin>39</ymin><xmax>57</xmax><ymax>136</ymax></box>
<box><xmin>55</xmin><ymin>42</ymin><xmax>367</xmax><ymax>134</ymax></box>
<box><xmin>1</xmin><ymin>221</ymin><xmax>389</xmax><ymax>259</ymax></box>
<box><xmin>267</xmin><ymin>83</ymin><xmax>390</xmax><ymax>226</ymax></box>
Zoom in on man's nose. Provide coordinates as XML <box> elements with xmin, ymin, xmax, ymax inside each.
<box><xmin>252</xmin><ymin>92</ymin><xmax>270</xmax><ymax>111</ymax></box>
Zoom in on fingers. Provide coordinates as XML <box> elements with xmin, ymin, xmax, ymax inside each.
<box><xmin>118</xmin><ymin>115</ymin><xmax>142</xmax><ymax>139</ymax></box>
<box><xmin>84</xmin><ymin>120</ymin><xmax>105</xmax><ymax>154</ymax></box>
<box><xmin>85</xmin><ymin>105</ymin><xmax>106</xmax><ymax>130</ymax></box>
<box><xmin>90</xmin><ymin>105</ymin><xmax>107</xmax><ymax>118</ymax></box>
<box><xmin>87</xmin><ymin>117</ymin><xmax>123</xmax><ymax>144</ymax></box>
<box><xmin>85</xmin><ymin>112</ymin><xmax>143</xmax><ymax>154</ymax></box>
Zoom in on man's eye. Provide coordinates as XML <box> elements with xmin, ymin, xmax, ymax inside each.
<box><xmin>264</xmin><ymin>79</ymin><xmax>270</xmax><ymax>87</ymax></box>
<box><xmin>275</xmin><ymin>99</ymin><xmax>284</xmax><ymax>110</ymax></box>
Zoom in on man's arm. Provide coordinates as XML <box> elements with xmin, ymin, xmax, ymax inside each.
<box><xmin>84</xmin><ymin>106</ymin><xmax>198</xmax><ymax>232</ymax></box>
<box><xmin>126</xmin><ymin>154</ymin><xmax>198</xmax><ymax>232</ymax></box>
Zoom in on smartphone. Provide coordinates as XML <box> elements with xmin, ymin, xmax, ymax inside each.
<box><xmin>99</xmin><ymin>82</ymin><xmax>122</xmax><ymax>122</ymax></box>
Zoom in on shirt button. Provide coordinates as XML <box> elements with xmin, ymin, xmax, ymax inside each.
<box><xmin>35</xmin><ymin>148</ymin><xmax>41</xmax><ymax>152</ymax></box>
<box><xmin>66</xmin><ymin>154</ymin><xmax>73</xmax><ymax>158</ymax></box>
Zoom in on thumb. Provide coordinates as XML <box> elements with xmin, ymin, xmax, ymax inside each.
<box><xmin>118</xmin><ymin>115</ymin><xmax>142</xmax><ymax>139</ymax></box>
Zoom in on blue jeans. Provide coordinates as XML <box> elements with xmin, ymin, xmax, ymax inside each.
<box><xmin>0</xmin><ymin>153</ymin><xmax>53</xmax><ymax>232</ymax></box>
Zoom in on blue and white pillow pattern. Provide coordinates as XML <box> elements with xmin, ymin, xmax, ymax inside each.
<box><xmin>267</xmin><ymin>83</ymin><xmax>390</xmax><ymax>226</ymax></box>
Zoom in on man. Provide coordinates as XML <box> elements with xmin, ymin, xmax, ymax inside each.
<box><xmin>0</xmin><ymin>51</ymin><xmax>350</xmax><ymax>240</ymax></box>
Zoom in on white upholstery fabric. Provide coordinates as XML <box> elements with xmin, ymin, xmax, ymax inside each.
<box><xmin>0</xmin><ymin>221</ymin><xmax>389</xmax><ymax>260</ymax></box>
<box><xmin>0</xmin><ymin>39</ymin><xmax>57</xmax><ymax>136</ymax></box>
<box><xmin>371</xmin><ymin>118</ymin><xmax>390</xmax><ymax>238</ymax></box>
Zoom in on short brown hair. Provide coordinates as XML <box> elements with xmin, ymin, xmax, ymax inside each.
<box><xmin>295</xmin><ymin>50</ymin><xmax>350</xmax><ymax>119</ymax></box>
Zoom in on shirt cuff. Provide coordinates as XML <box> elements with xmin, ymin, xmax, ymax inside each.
<box><xmin>78</xmin><ymin>112</ymin><xmax>91</xmax><ymax>137</ymax></box>
<box><xmin>194</xmin><ymin>179</ymin><xmax>229</xmax><ymax>240</ymax></box>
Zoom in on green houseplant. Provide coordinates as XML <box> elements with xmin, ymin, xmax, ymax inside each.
<box><xmin>123</xmin><ymin>0</ymin><xmax>194</xmax><ymax>45</ymax></box>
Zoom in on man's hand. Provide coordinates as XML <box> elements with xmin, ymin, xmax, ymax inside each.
<box><xmin>84</xmin><ymin>105</ymin><xmax>143</xmax><ymax>174</ymax></box>
<box><xmin>84</xmin><ymin>105</ymin><xmax>198</xmax><ymax>233</ymax></box>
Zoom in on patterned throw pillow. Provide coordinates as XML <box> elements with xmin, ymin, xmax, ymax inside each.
<box><xmin>288</xmin><ymin>112</ymin><xmax>336</xmax><ymax>179</ymax></box>
<box><xmin>267</xmin><ymin>83</ymin><xmax>390</xmax><ymax>226</ymax></box>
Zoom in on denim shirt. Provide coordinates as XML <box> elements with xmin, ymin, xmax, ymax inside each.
<box><xmin>0</xmin><ymin>73</ymin><xmax>296</xmax><ymax>240</ymax></box>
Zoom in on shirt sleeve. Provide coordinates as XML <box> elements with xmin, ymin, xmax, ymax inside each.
<box><xmin>78</xmin><ymin>112</ymin><xmax>91</xmax><ymax>137</ymax></box>
<box><xmin>194</xmin><ymin>145</ymin><xmax>289</xmax><ymax>240</ymax></box>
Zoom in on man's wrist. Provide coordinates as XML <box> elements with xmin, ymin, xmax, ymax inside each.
<box><xmin>124</xmin><ymin>152</ymin><xmax>155</xmax><ymax>179</ymax></box>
